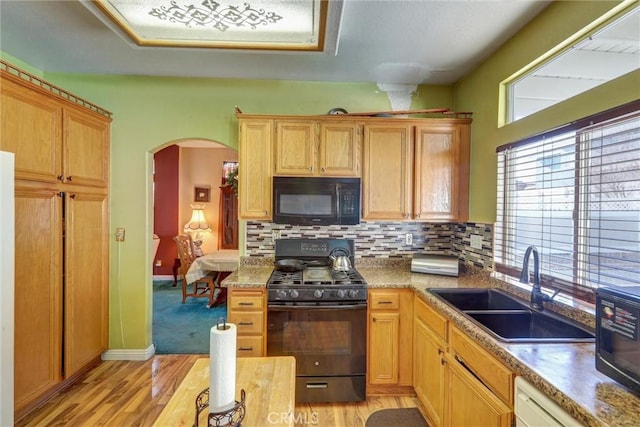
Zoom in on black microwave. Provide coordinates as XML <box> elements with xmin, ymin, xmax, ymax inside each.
<box><xmin>595</xmin><ymin>286</ymin><xmax>640</xmax><ymax>394</ymax></box>
<box><xmin>273</xmin><ymin>177</ymin><xmax>360</xmax><ymax>226</ymax></box>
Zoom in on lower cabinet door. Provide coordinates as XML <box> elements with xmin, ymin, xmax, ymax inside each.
<box><xmin>445</xmin><ymin>355</ymin><xmax>513</xmax><ymax>427</ymax></box>
<box><xmin>14</xmin><ymin>188</ymin><xmax>63</xmax><ymax>414</ymax></box>
<box><xmin>414</xmin><ymin>317</ymin><xmax>445</xmax><ymax>427</ymax></box>
<box><xmin>368</xmin><ymin>311</ymin><xmax>400</xmax><ymax>384</ymax></box>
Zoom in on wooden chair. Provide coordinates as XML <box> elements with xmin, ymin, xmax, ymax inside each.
<box><xmin>173</xmin><ymin>234</ymin><xmax>217</xmax><ymax>307</ymax></box>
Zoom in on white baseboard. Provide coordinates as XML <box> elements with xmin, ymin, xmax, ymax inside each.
<box><xmin>101</xmin><ymin>344</ymin><xmax>155</xmax><ymax>361</ymax></box>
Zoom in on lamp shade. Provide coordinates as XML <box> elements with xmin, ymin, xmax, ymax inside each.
<box><xmin>184</xmin><ymin>204</ymin><xmax>211</xmax><ymax>232</ymax></box>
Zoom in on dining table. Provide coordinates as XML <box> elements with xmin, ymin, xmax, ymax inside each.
<box><xmin>186</xmin><ymin>250</ymin><xmax>240</xmax><ymax>285</ymax></box>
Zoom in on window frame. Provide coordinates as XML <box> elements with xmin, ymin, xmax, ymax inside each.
<box><xmin>495</xmin><ymin>100</ymin><xmax>640</xmax><ymax>303</ymax></box>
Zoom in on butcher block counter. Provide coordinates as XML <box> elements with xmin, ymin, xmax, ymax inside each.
<box><xmin>153</xmin><ymin>356</ymin><xmax>296</xmax><ymax>427</ymax></box>
<box><xmin>221</xmin><ymin>257</ymin><xmax>640</xmax><ymax>427</ymax></box>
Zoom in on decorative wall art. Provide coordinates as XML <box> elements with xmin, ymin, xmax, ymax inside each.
<box><xmin>194</xmin><ymin>185</ymin><xmax>211</xmax><ymax>203</ymax></box>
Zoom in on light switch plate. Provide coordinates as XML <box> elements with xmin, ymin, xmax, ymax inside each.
<box><xmin>470</xmin><ymin>234</ymin><xmax>483</xmax><ymax>249</ymax></box>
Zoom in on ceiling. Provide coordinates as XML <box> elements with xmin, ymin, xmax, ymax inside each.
<box><xmin>0</xmin><ymin>0</ymin><xmax>552</xmax><ymax>85</ymax></box>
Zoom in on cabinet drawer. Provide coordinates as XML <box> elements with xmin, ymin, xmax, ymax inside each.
<box><xmin>370</xmin><ymin>292</ymin><xmax>400</xmax><ymax>310</ymax></box>
<box><xmin>415</xmin><ymin>296</ymin><xmax>448</xmax><ymax>340</ymax></box>
<box><xmin>450</xmin><ymin>326</ymin><xmax>514</xmax><ymax>406</ymax></box>
<box><xmin>229</xmin><ymin>292</ymin><xmax>265</xmax><ymax>310</ymax></box>
<box><xmin>228</xmin><ymin>311</ymin><xmax>264</xmax><ymax>335</ymax></box>
<box><xmin>236</xmin><ymin>336</ymin><xmax>264</xmax><ymax>357</ymax></box>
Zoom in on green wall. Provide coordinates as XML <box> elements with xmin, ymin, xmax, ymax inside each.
<box><xmin>454</xmin><ymin>0</ymin><xmax>640</xmax><ymax>223</ymax></box>
<box><xmin>31</xmin><ymin>72</ymin><xmax>453</xmax><ymax>351</ymax></box>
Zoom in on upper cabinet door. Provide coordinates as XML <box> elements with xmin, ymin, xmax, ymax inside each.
<box><xmin>319</xmin><ymin>122</ymin><xmax>361</xmax><ymax>177</ymax></box>
<box><xmin>63</xmin><ymin>108</ymin><xmax>110</xmax><ymax>187</ymax></box>
<box><xmin>239</xmin><ymin>119</ymin><xmax>273</xmax><ymax>220</ymax></box>
<box><xmin>0</xmin><ymin>78</ymin><xmax>63</xmax><ymax>183</ymax></box>
<box><xmin>362</xmin><ymin>124</ymin><xmax>413</xmax><ymax>220</ymax></box>
<box><xmin>274</xmin><ymin>121</ymin><xmax>316</xmax><ymax>175</ymax></box>
<box><xmin>414</xmin><ymin>123</ymin><xmax>470</xmax><ymax>221</ymax></box>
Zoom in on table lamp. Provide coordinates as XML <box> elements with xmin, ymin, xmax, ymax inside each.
<box><xmin>184</xmin><ymin>204</ymin><xmax>210</xmax><ymax>256</ymax></box>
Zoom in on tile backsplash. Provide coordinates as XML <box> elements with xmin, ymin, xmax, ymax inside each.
<box><xmin>245</xmin><ymin>221</ymin><xmax>494</xmax><ymax>270</ymax></box>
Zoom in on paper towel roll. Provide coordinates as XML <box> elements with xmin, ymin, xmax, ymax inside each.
<box><xmin>209</xmin><ymin>322</ymin><xmax>237</xmax><ymax>414</ymax></box>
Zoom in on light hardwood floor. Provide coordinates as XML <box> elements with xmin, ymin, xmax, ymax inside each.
<box><xmin>16</xmin><ymin>355</ymin><xmax>420</xmax><ymax>427</ymax></box>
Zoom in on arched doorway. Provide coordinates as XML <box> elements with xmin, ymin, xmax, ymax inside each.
<box><xmin>150</xmin><ymin>138</ymin><xmax>238</xmax><ymax>353</ymax></box>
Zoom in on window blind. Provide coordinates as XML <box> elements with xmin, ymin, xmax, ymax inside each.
<box><xmin>495</xmin><ymin>104</ymin><xmax>640</xmax><ymax>302</ymax></box>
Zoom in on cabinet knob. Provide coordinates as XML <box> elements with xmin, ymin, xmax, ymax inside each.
<box><xmin>66</xmin><ymin>175</ymin><xmax>73</xmax><ymax>182</ymax></box>
<box><xmin>308</xmin><ymin>167</ymin><xmax>313</xmax><ymax>171</ymax></box>
<box><xmin>57</xmin><ymin>175</ymin><xmax>64</xmax><ymax>182</ymax></box>
<box><xmin>441</xmin><ymin>358</ymin><xmax>446</xmax><ymax>366</ymax></box>
<box><xmin>69</xmin><ymin>194</ymin><xmax>76</xmax><ymax>199</ymax></box>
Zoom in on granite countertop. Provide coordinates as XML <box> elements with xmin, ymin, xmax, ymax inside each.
<box><xmin>221</xmin><ymin>259</ymin><xmax>640</xmax><ymax>427</ymax></box>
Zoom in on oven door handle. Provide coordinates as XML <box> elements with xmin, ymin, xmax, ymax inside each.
<box><xmin>268</xmin><ymin>303</ymin><xmax>367</xmax><ymax>310</ymax></box>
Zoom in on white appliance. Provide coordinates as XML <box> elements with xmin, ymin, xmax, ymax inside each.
<box><xmin>515</xmin><ymin>377</ymin><xmax>581</xmax><ymax>427</ymax></box>
<box><xmin>0</xmin><ymin>151</ymin><xmax>15</xmax><ymax>426</ymax></box>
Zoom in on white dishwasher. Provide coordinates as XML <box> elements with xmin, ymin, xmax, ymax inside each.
<box><xmin>515</xmin><ymin>377</ymin><xmax>583</xmax><ymax>427</ymax></box>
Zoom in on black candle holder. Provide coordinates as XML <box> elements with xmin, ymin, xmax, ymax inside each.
<box><xmin>193</xmin><ymin>388</ymin><xmax>246</xmax><ymax>427</ymax></box>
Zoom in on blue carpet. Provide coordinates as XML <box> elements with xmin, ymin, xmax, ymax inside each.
<box><xmin>153</xmin><ymin>280</ymin><xmax>227</xmax><ymax>354</ymax></box>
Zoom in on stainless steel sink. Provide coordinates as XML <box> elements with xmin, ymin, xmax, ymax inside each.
<box><xmin>428</xmin><ymin>288</ymin><xmax>595</xmax><ymax>343</ymax></box>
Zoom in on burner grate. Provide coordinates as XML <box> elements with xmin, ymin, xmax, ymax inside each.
<box><xmin>268</xmin><ymin>270</ymin><xmax>302</xmax><ymax>285</ymax></box>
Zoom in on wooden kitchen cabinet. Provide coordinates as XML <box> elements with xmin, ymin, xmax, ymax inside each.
<box><xmin>318</xmin><ymin>121</ymin><xmax>361</xmax><ymax>176</ymax></box>
<box><xmin>238</xmin><ymin>119</ymin><xmax>273</xmax><ymax>220</ymax></box>
<box><xmin>362</xmin><ymin>124</ymin><xmax>413</xmax><ymax>220</ymax></box>
<box><xmin>414</xmin><ymin>123</ymin><xmax>470</xmax><ymax>221</ymax></box>
<box><xmin>413</xmin><ymin>296</ymin><xmax>447</xmax><ymax>427</ymax></box>
<box><xmin>13</xmin><ymin>188</ymin><xmax>109</xmax><ymax>417</ymax></box>
<box><xmin>274</xmin><ymin>120</ymin><xmax>316</xmax><ymax>175</ymax></box>
<box><xmin>236</xmin><ymin>112</ymin><xmax>471</xmax><ymax>221</ymax></box>
<box><xmin>367</xmin><ymin>289</ymin><xmax>413</xmax><ymax>394</ymax></box>
<box><xmin>413</xmin><ymin>296</ymin><xmax>514</xmax><ymax>427</ymax></box>
<box><xmin>227</xmin><ymin>288</ymin><xmax>267</xmax><ymax>357</ymax></box>
<box><xmin>362</xmin><ymin>119</ymin><xmax>471</xmax><ymax>221</ymax></box>
<box><xmin>62</xmin><ymin>108</ymin><xmax>110</xmax><ymax>187</ymax></box>
<box><xmin>3</xmin><ymin>62</ymin><xmax>112</xmax><ymax>421</ymax></box>
<box><xmin>449</xmin><ymin>325</ymin><xmax>514</xmax><ymax>406</ymax></box>
<box><xmin>0</xmin><ymin>77</ymin><xmax>109</xmax><ymax>187</ymax></box>
<box><xmin>445</xmin><ymin>354</ymin><xmax>512</xmax><ymax>427</ymax></box>
<box><xmin>63</xmin><ymin>190</ymin><xmax>109</xmax><ymax>377</ymax></box>
<box><xmin>13</xmin><ymin>188</ymin><xmax>63</xmax><ymax>414</ymax></box>
<box><xmin>274</xmin><ymin>120</ymin><xmax>361</xmax><ymax>176</ymax></box>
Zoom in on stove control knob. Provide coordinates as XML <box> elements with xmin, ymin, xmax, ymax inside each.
<box><xmin>348</xmin><ymin>290</ymin><xmax>359</xmax><ymax>299</ymax></box>
<box><xmin>336</xmin><ymin>289</ymin><xmax>346</xmax><ymax>299</ymax></box>
<box><xmin>277</xmin><ymin>290</ymin><xmax>287</xmax><ymax>299</ymax></box>
<box><xmin>290</xmin><ymin>290</ymin><xmax>299</xmax><ymax>299</ymax></box>
<box><xmin>313</xmin><ymin>290</ymin><xmax>324</xmax><ymax>299</ymax></box>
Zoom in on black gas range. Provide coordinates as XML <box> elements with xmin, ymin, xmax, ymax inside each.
<box><xmin>267</xmin><ymin>238</ymin><xmax>368</xmax><ymax>304</ymax></box>
<box><xmin>266</xmin><ymin>238</ymin><xmax>368</xmax><ymax>403</ymax></box>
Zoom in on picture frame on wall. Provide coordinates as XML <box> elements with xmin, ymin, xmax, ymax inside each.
<box><xmin>194</xmin><ymin>185</ymin><xmax>211</xmax><ymax>202</ymax></box>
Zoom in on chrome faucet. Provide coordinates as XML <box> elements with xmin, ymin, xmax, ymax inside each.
<box><xmin>519</xmin><ymin>245</ymin><xmax>558</xmax><ymax>310</ymax></box>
